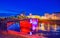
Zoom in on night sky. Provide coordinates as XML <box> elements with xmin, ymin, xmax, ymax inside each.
<box><xmin>0</xmin><ymin>0</ymin><xmax>60</xmax><ymax>16</ymax></box>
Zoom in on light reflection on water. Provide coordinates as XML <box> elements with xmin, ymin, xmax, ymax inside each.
<box><xmin>35</xmin><ymin>25</ymin><xmax>60</xmax><ymax>38</ymax></box>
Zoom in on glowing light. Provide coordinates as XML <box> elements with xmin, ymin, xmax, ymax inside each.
<box><xmin>30</xmin><ymin>19</ymin><xmax>38</xmax><ymax>31</ymax></box>
<box><xmin>54</xmin><ymin>24</ymin><xmax>57</xmax><ymax>31</ymax></box>
<box><xmin>20</xmin><ymin>20</ymin><xmax>32</xmax><ymax>34</ymax></box>
<box><xmin>47</xmin><ymin>24</ymin><xmax>50</xmax><ymax>31</ymax></box>
<box><xmin>30</xmin><ymin>32</ymin><xmax>32</xmax><ymax>35</ymax></box>
<box><xmin>40</xmin><ymin>23</ymin><xmax>45</xmax><ymax>31</ymax></box>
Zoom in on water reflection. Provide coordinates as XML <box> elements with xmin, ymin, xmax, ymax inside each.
<box><xmin>37</xmin><ymin>23</ymin><xmax>60</xmax><ymax>32</ymax></box>
<box><xmin>36</xmin><ymin>23</ymin><xmax>60</xmax><ymax>38</ymax></box>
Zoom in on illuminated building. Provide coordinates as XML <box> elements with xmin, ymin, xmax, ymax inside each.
<box><xmin>41</xmin><ymin>13</ymin><xmax>50</xmax><ymax>19</ymax></box>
